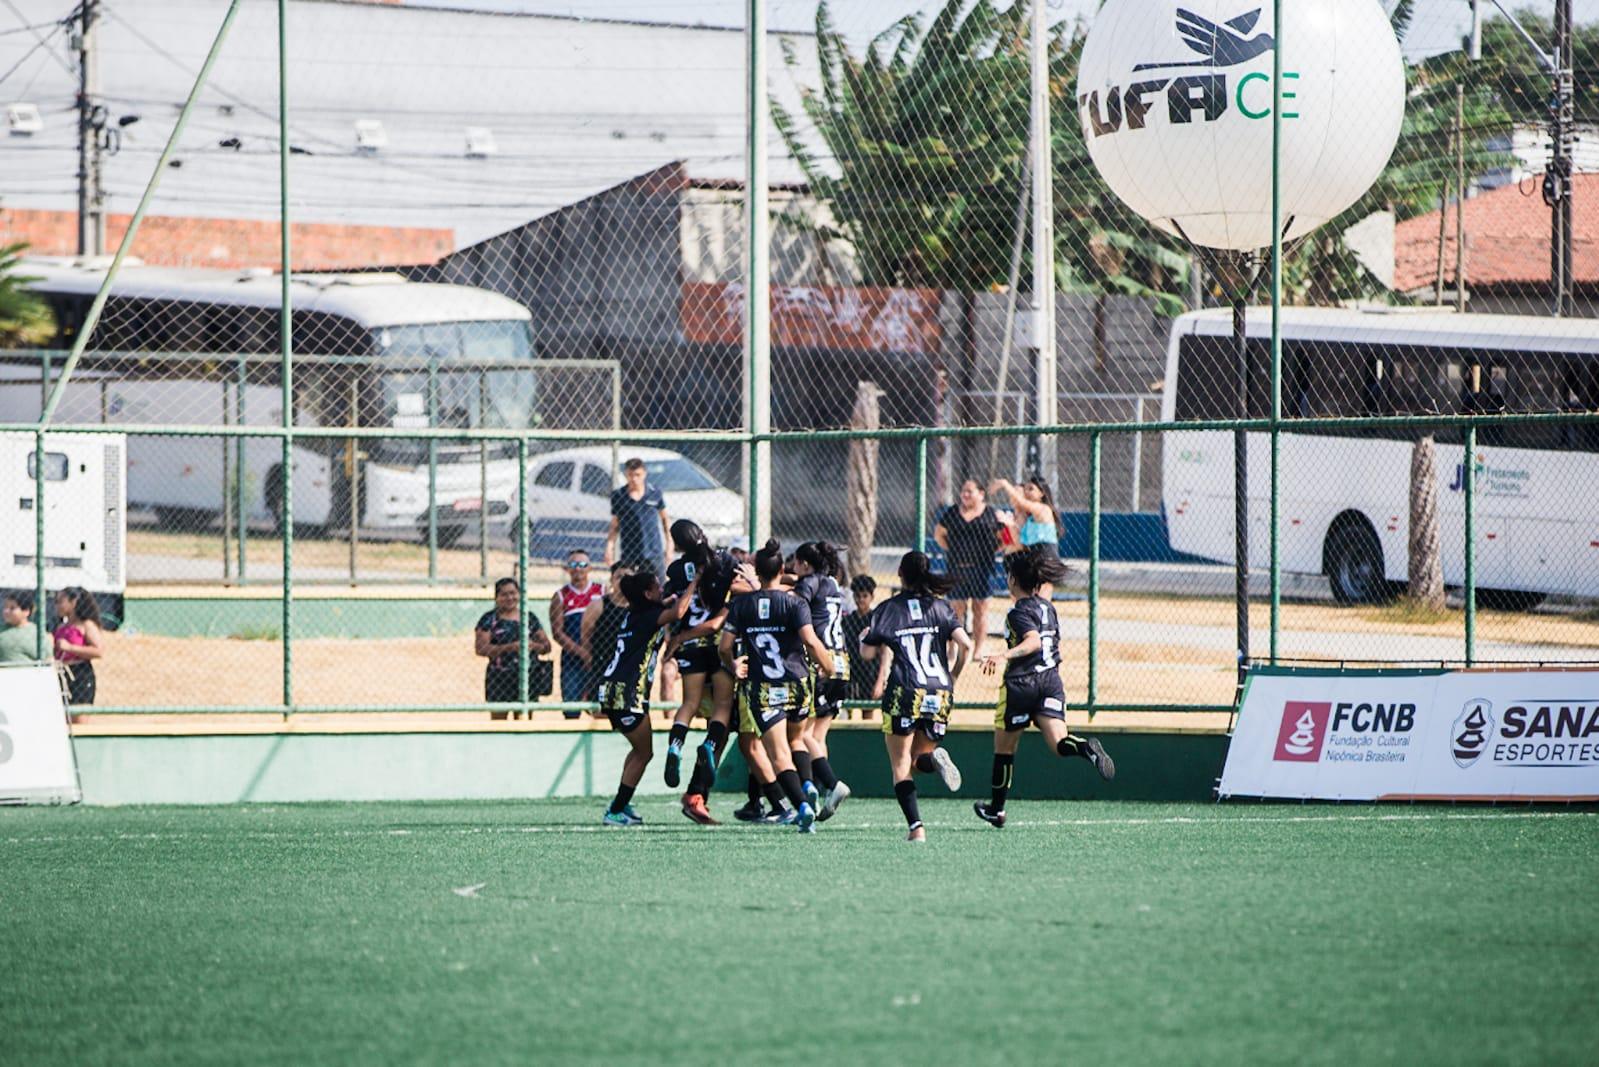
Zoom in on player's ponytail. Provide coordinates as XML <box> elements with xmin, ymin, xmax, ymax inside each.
<box><xmin>897</xmin><ymin>550</ymin><xmax>954</xmax><ymax>599</ymax></box>
<box><xmin>753</xmin><ymin>538</ymin><xmax>784</xmax><ymax>583</ymax></box>
<box><xmin>1006</xmin><ymin>544</ymin><xmax>1071</xmax><ymax>593</ymax></box>
<box><xmin>796</xmin><ymin>540</ymin><xmax>844</xmax><ymax>581</ymax></box>
<box><xmin>619</xmin><ymin>571</ymin><xmax>660</xmax><ymax>610</ymax></box>
<box><xmin>669</xmin><ymin>518</ymin><xmax>712</xmax><ymax>572</ymax></box>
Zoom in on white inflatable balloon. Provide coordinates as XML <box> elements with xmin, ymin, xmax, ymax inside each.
<box><xmin>1076</xmin><ymin>0</ymin><xmax>1405</xmax><ymax>251</ymax></box>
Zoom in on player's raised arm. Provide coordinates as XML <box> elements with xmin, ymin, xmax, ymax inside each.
<box><xmin>798</xmin><ymin>622</ymin><xmax>834</xmax><ymax>680</ymax></box>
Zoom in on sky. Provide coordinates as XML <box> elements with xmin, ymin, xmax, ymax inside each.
<box><xmin>410</xmin><ymin>0</ymin><xmax>1599</xmax><ymax>60</ymax></box>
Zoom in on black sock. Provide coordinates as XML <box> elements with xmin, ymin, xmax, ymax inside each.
<box><xmin>1057</xmin><ymin>735</ymin><xmax>1087</xmax><ymax>759</ymax></box>
<box><xmin>894</xmin><ymin>779</ymin><xmax>922</xmax><ymax>829</ymax></box>
<box><xmin>704</xmin><ymin>720</ymin><xmax>728</xmax><ymax>753</ymax></box>
<box><xmin>793</xmin><ymin>750</ymin><xmax>813</xmax><ymax>785</ymax></box>
<box><xmin>777</xmin><ymin>769</ymin><xmax>807</xmax><ymax>810</ymax></box>
<box><xmin>763</xmin><ymin>780</ymin><xmax>788</xmax><ymax>812</ymax></box>
<box><xmin>914</xmin><ymin>752</ymin><xmax>938</xmax><ymax>775</ymax></box>
<box><xmin>747</xmin><ymin>773</ymin><xmax>763</xmax><ymax>804</ymax></box>
<box><xmin>812</xmin><ymin>756</ymin><xmax>838</xmax><ymax>791</ymax></box>
<box><xmin>686</xmin><ymin>759</ymin><xmax>712</xmax><ymax>798</ymax></box>
<box><xmin>991</xmin><ymin>752</ymin><xmax>1015</xmax><ymax>810</ymax></box>
<box><xmin>668</xmin><ymin>722</ymin><xmax>689</xmax><ymax>748</ymax></box>
<box><xmin>608</xmin><ymin>783</ymin><xmax>636</xmax><ymax>815</ymax></box>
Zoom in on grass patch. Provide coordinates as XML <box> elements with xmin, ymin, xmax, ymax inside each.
<box><xmin>3</xmin><ymin>798</ymin><xmax>1596</xmax><ymax>1065</ymax></box>
<box><xmin>226</xmin><ymin>624</ymin><xmax>281</xmax><ymax>641</ymax></box>
<box><xmin>1357</xmin><ymin>595</ymin><xmax>1457</xmax><ymax>627</ymax></box>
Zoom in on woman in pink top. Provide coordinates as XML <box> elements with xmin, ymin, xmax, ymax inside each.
<box><xmin>53</xmin><ymin>586</ymin><xmax>104</xmax><ymax>705</ymax></box>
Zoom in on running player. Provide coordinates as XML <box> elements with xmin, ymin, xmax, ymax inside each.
<box><xmin>973</xmin><ymin>546</ymin><xmax>1114</xmax><ymax>828</ymax></box>
<box><xmin>660</xmin><ymin>520</ymin><xmax>719</xmax><ymax>789</ymax></box>
<box><xmin>720</xmin><ymin>539</ymin><xmax>833</xmax><ymax>832</ymax></box>
<box><xmin>863</xmin><ymin>551</ymin><xmax>973</xmax><ymax>842</ymax></box>
<box><xmin>597</xmin><ymin>568</ymin><xmax>698</xmax><ymax>827</ymax></box>
<box><xmin>793</xmin><ymin>540</ymin><xmax>852</xmax><ymax>820</ymax></box>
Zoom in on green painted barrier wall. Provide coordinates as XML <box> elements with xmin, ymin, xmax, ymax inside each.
<box><xmin>71</xmin><ymin>728</ymin><xmax>1226</xmax><ymax>806</ymax></box>
<box><xmin>124</xmin><ymin>596</ymin><xmax>550</xmax><ymax>639</ymax></box>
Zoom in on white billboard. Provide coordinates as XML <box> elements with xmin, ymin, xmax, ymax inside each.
<box><xmin>0</xmin><ymin>664</ymin><xmax>81</xmax><ymax>805</ymax></box>
<box><xmin>1220</xmin><ymin>666</ymin><xmax>1599</xmax><ymax>802</ymax></box>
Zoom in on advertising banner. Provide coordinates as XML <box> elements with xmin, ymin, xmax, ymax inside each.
<box><xmin>0</xmin><ymin>664</ymin><xmax>81</xmax><ymax>805</ymax></box>
<box><xmin>1220</xmin><ymin>665</ymin><xmax>1599</xmax><ymax>802</ymax></box>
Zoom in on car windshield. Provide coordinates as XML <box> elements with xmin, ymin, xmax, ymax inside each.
<box><xmin>640</xmin><ymin>458</ymin><xmax>719</xmax><ymax>492</ymax></box>
<box><xmin>369</xmin><ymin>321</ymin><xmax>535</xmax><ymax>464</ymax></box>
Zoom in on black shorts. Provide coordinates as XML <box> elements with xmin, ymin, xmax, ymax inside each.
<box><xmin>62</xmin><ymin>662</ymin><xmax>96</xmax><ymax>706</ymax></box>
<box><xmin>598</xmin><ymin>679</ymin><xmax>650</xmax><ymax>734</ymax></box>
<box><xmin>485</xmin><ymin>669</ymin><xmax>518</xmax><ymax>704</ymax></box>
<box><xmin>881</xmin><ymin>685</ymin><xmax>951</xmax><ymax>740</ymax></box>
<box><xmin>739</xmin><ymin>678</ymin><xmax>809</xmax><ymax>734</ymax></box>
<box><xmin>997</xmin><ymin>672</ymin><xmax>1066</xmax><ymax>731</ymax></box>
<box><xmin>950</xmin><ymin>564</ymin><xmax>992</xmax><ymax>601</ymax></box>
<box><xmin>674</xmin><ymin>641</ymin><xmax>722</xmax><ymax>676</ymax></box>
<box><xmin>813</xmin><ymin>676</ymin><xmax>849</xmax><ymax>719</ymax></box>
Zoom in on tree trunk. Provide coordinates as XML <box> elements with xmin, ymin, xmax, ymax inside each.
<box><xmin>1408</xmin><ymin>434</ymin><xmax>1445</xmax><ymax>609</ymax></box>
<box><xmin>846</xmin><ymin>381</ymin><xmax>883</xmax><ymax>580</ymax></box>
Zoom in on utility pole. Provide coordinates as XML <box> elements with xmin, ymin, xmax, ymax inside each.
<box><xmin>1029</xmin><ymin>0</ymin><xmax>1057</xmax><ymax>484</ymax></box>
<box><xmin>74</xmin><ymin>0</ymin><xmax>105</xmax><ymax>256</ymax></box>
<box><xmin>1548</xmin><ymin>0</ymin><xmax>1575</xmax><ymax>317</ymax></box>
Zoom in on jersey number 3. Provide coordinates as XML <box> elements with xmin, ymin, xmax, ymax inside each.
<box><xmin>753</xmin><ymin>633</ymin><xmax>786</xmax><ymax>680</ymax></box>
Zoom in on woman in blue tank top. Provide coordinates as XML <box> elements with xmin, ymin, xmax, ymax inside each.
<box><xmin>991</xmin><ymin>476</ymin><xmax>1061</xmax><ymax>559</ymax></box>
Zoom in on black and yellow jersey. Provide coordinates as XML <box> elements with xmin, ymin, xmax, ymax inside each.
<box><xmin>794</xmin><ymin>573</ymin><xmax>849</xmax><ymax>680</ymax></box>
<box><xmin>724</xmin><ymin>589</ymin><xmax>810</xmax><ymax>684</ymax></box>
<box><xmin>1003</xmin><ymin>595</ymin><xmax>1061</xmax><ymax>679</ymax></box>
<box><xmin>863</xmin><ymin>593</ymin><xmax>961</xmax><ymax>693</ymax></box>
<box><xmin>600</xmin><ymin>606</ymin><xmax>669</xmax><ymax>700</ymax></box>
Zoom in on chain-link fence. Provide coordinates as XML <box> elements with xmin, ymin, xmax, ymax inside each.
<box><xmin>2</xmin><ymin>0</ymin><xmax>1596</xmax><ymax>721</ymax></box>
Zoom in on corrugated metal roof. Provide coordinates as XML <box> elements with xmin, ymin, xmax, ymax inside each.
<box><xmin>0</xmin><ymin>0</ymin><xmax>821</xmax><ymax>249</ymax></box>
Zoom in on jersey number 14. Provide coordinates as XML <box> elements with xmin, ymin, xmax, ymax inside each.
<box><xmin>897</xmin><ymin>632</ymin><xmax>949</xmax><ymax>686</ymax></box>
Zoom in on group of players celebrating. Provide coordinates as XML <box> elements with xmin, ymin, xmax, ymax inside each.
<box><xmin>592</xmin><ymin>520</ymin><xmax>1116</xmax><ymax>840</ymax></box>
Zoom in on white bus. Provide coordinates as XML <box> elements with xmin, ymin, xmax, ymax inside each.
<box><xmin>1161</xmin><ymin>307</ymin><xmax>1599</xmax><ymax>610</ymax></box>
<box><xmin>0</xmin><ymin>431</ymin><xmax>126</xmax><ymax>626</ymax></box>
<box><xmin>8</xmin><ymin>258</ymin><xmax>542</xmax><ymax>543</ymax></box>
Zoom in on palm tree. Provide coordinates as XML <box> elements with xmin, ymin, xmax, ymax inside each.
<box><xmin>0</xmin><ymin>243</ymin><xmax>54</xmax><ymax>349</ymax></box>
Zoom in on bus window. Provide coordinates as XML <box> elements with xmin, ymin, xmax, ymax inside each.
<box><xmin>1174</xmin><ymin>335</ymin><xmax>1268</xmax><ymax>421</ymax></box>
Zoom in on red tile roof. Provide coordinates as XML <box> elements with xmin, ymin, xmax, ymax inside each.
<box><xmin>1394</xmin><ymin>174</ymin><xmax>1599</xmax><ymax>291</ymax></box>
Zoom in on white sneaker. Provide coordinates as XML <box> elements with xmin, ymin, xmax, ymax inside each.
<box><xmin>818</xmin><ymin>780</ymin><xmax>851</xmax><ymax>821</ymax></box>
<box><xmin>929</xmin><ymin>747</ymin><xmax>962</xmax><ymax>792</ymax></box>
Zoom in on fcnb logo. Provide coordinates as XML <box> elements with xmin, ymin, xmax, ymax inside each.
<box><xmin>1080</xmin><ymin>8</ymin><xmax>1298</xmax><ymax>139</ymax></box>
<box><xmin>1452</xmin><ymin>699</ymin><xmax>1494</xmax><ymax>767</ymax></box>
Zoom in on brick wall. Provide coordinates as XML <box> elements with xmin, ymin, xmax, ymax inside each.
<box><xmin>0</xmin><ymin>209</ymin><xmax>453</xmax><ymax>270</ymax></box>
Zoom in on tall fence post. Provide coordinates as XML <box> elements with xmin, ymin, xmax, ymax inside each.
<box><xmin>278</xmin><ymin>0</ymin><xmax>293</xmax><ymax>713</ymax></box>
<box><xmin>33</xmin><ymin>427</ymin><xmax>45</xmax><ymax>660</ymax></box>
<box><xmin>1268</xmin><ymin>0</ymin><xmax>1283</xmax><ymax>664</ymax></box>
<box><xmin>1087</xmin><ymin>429</ymin><xmax>1101</xmax><ymax>717</ymax></box>
<box><xmin>426</xmin><ymin>358</ymin><xmax>438</xmax><ymax>582</ymax></box>
<box><xmin>914</xmin><ymin>436</ymin><xmax>929</xmax><ymax>553</ymax></box>
<box><xmin>1464</xmin><ymin>423</ymin><xmax>1477</xmax><ymax>665</ymax></box>
<box><xmin>517</xmin><ymin>436</ymin><xmax>529</xmax><ymax>712</ymax></box>
<box><xmin>235</xmin><ymin>354</ymin><xmax>248</xmax><ymax>581</ymax></box>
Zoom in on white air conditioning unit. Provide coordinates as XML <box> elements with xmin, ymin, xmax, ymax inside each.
<box><xmin>7</xmin><ymin>103</ymin><xmax>43</xmax><ymax>136</ymax></box>
<box><xmin>465</xmin><ymin>126</ymin><xmax>496</xmax><ymax>158</ymax></box>
<box><xmin>354</xmin><ymin>118</ymin><xmax>388</xmax><ymax>153</ymax></box>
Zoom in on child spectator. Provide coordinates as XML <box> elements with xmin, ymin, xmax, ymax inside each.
<box><xmin>0</xmin><ymin>590</ymin><xmax>39</xmax><ymax>664</ymax></box>
<box><xmin>842</xmin><ymin>574</ymin><xmax>878</xmax><ymax>710</ymax></box>
<box><xmin>476</xmin><ymin>577</ymin><xmax>552</xmax><ymax>720</ymax></box>
<box><xmin>53</xmin><ymin>587</ymin><xmax>104</xmax><ymax>705</ymax></box>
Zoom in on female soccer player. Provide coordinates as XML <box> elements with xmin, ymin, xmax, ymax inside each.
<box><xmin>863</xmin><ymin>552</ymin><xmax>973</xmax><ymax>841</ymax></box>
<box><xmin>597</xmin><ymin>568</ymin><xmax>698</xmax><ymax>826</ymax></box>
<box><xmin>973</xmin><ymin>546</ymin><xmax>1115</xmax><ymax>829</ymax></box>
<box><xmin>581</xmin><ymin>564</ymin><xmax>633</xmax><ymax>703</ymax></box>
<box><xmin>793</xmin><ymin>540</ymin><xmax>852</xmax><ymax>820</ymax></box>
<box><xmin>991</xmin><ymin>476</ymin><xmax>1062</xmax><ymax>559</ymax></box>
<box><xmin>660</xmin><ymin>520</ymin><xmax>720</xmax><ymax>787</ymax></box>
<box><xmin>720</xmin><ymin>539</ymin><xmax>834</xmax><ymax>832</ymax></box>
<box><xmin>933</xmin><ymin>479</ymin><xmax>1003</xmax><ymax>658</ymax></box>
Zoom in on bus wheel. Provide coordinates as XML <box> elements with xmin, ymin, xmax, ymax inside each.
<box><xmin>1325</xmin><ymin>519</ymin><xmax>1391</xmax><ymax>605</ymax></box>
<box><xmin>1475</xmin><ymin>589</ymin><xmax>1546</xmax><ymax>613</ymax></box>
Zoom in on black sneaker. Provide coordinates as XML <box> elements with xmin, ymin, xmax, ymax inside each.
<box><xmin>731</xmin><ymin>799</ymin><xmax>765</xmax><ymax>823</ymax></box>
<box><xmin>1085</xmin><ymin>737</ymin><xmax>1116</xmax><ymax>781</ymax></box>
<box><xmin>663</xmin><ymin>741</ymin><xmax>682</xmax><ymax>789</ymax></box>
<box><xmin>973</xmin><ymin>801</ymin><xmax>1006</xmax><ymax>828</ymax></box>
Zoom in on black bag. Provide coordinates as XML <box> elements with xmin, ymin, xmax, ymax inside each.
<box><xmin>528</xmin><ymin>656</ymin><xmax>554</xmax><ymax>699</ymax></box>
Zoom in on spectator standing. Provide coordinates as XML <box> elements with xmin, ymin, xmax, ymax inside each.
<box><xmin>0</xmin><ymin>590</ymin><xmax>39</xmax><ymax>664</ymax></box>
<box><xmin>53</xmin><ymin>587</ymin><xmax>104</xmax><ymax>705</ymax></box>
<box><xmin>476</xmin><ymin>577</ymin><xmax>552</xmax><ymax>720</ymax></box>
<box><xmin>605</xmin><ymin>457</ymin><xmax>670</xmax><ymax>572</ymax></box>
<box><xmin>550</xmin><ymin>550</ymin><xmax>604</xmax><ymax>717</ymax></box>
<box><xmin>990</xmin><ymin>476</ymin><xmax>1062</xmax><ymax>559</ymax></box>
<box><xmin>841</xmin><ymin>574</ymin><xmax>878</xmax><ymax>708</ymax></box>
<box><xmin>934</xmin><ymin>479</ymin><xmax>1003</xmax><ymax>657</ymax></box>
<box><xmin>581</xmin><ymin>563</ymin><xmax>634</xmax><ymax>704</ymax></box>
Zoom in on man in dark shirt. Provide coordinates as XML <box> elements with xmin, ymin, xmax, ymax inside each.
<box><xmin>605</xmin><ymin>457</ymin><xmax>670</xmax><ymax>572</ymax></box>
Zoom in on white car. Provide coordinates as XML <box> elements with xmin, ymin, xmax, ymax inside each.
<box><xmin>518</xmin><ymin>445</ymin><xmax>745</xmax><ymax>552</ymax></box>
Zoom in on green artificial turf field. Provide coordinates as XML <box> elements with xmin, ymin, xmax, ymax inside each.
<box><xmin>4</xmin><ymin>798</ymin><xmax>1596</xmax><ymax>1066</ymax></box>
